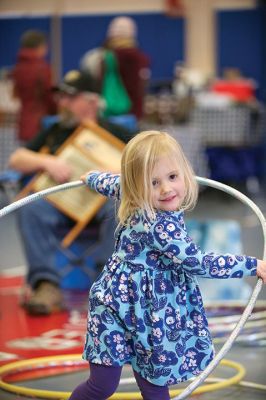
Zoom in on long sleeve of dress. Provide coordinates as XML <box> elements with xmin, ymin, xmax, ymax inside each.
<box><xmin>85</xmin><ymin>171</ymin><xmax>121</xmax><ymax>200</ymax></box>
<box><xmin>152</xmin><ymin>213</ymin><xmax>257</xmax><ymax>279</ymax></box>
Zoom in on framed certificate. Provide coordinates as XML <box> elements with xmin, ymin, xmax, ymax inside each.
<box><xmin>20</xmin><ymin>120</ymin><xmax>125</xmax><ymax>247</ymax></box>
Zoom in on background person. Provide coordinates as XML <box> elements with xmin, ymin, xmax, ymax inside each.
<box><xmin>11</xmin><ymin>29</ymin><xmax>57</xmax><ymax>142</ymax></box>
<box><xmin>69</xmin><ymin>130</ymin><xmax>266</xmax><ymax>400</ymax></box>
<box><xmin>80</xmin><ymin>16</ymin><xmax>150</xmax><ymax>121</ymax></box>
<box><xmin>8</xmin><ymin>70</ymin><xmax>135</xmax><ymax>315</ymax></box>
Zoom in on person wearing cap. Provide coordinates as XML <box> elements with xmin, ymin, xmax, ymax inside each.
<box><xmin>8</xmin><ymin>70</ymin><xmax>135</xmax><ymax>315</ymax></box>
<box><xmin>80</xmin><ymin>16</ymin><xmax>150</xmax><ymax>120</ymax></box>
<box><xmin>11</xmin><ymin>29</ymin><xmax>57</xmax><ymax>142</ymax></box>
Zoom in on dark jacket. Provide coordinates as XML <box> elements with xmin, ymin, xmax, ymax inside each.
<box><xmin>114</xmin><ymin>47</ymin><xmax>150</xmax><ymax>119</ymax></box>
<box><xmin>25</xmin><ymin>117</ymin><xmax>135</xmax><ymax>154</ymax></box>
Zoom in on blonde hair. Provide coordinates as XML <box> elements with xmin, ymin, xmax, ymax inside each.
<box><xmin>118</xmin><ymin>130</ymin><xmax>198</xmax><ymax>225</ymax></box>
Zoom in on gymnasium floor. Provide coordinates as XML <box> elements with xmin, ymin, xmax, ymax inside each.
<box><xmin>0</xmin><ymin>184</ymin><xmax>266</xmax><ymax>399</ymax></box>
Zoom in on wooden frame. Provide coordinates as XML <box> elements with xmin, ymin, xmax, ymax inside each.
<box><xmin>20</xmin><ymin>120</ymin><xmax>125</xmax><ymax>247</ymax></box>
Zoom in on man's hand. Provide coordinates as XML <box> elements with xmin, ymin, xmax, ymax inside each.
<box><xmin>44</xmin><ymin>156</ymin><xmax>72</xmax><ymax>183</ymax></box>
<box><xmin>9</xmin><ymin>148</ymin><xmax>72</xmax><ymax>183</ymax></box>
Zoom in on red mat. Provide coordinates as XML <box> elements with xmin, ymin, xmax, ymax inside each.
<box><xmin>0</xmin><ymin>273</ymin><xmax>88</xmax><ymax>365</ymax></box>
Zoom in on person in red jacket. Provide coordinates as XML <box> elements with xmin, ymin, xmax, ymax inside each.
<box><xmin>12</xmin><ymin>30</ymin><xmax>57</xmax><ymax>142</ymax></box>
<box><xmin>80</xmin><ymin>16</ymin><xmax>150</xmax><ymax>121</ymax></box>
<box><xmin>105</xmin><ymin>16</ymin><xmax>150</xmax><ymax>120</ymax></box>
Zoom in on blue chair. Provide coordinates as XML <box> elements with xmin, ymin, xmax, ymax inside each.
<box><xmin>107</xmin><ymin>114</ymin><xmax>138</xmax><ymax>132</ymax></box>
<box><xmin>0</xmin><ymin>169</ymin><xmax>23</xmax><ymax>202</ymax></box>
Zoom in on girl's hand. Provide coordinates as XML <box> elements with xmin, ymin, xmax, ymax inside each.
<box><xmin>257</xmin><ymin>260</ymin><xmax>266</xmax><ymax>283</ymax></box>
<box><xmin>80</xmin><ymin>173</ymin><xmax>88</xmax><ymax>183</ymax></box>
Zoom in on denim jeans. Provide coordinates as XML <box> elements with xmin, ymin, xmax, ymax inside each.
<box><xmin>17</xmin><ymin>198</ymin><xmax>117</xmax><ymax>288</ymax></box>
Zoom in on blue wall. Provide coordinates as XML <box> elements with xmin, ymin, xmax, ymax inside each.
<box><xmin>0</xmin><ymin>9</ymin><xmax>264</xmax><ymax>99</ymax></box>
<box><xmin>217</xmin><ymin>8</ymin><xmax>264</xmax><ymax>100</ymax></box>
<box><xmin>0</xmin><ymin>13</ymin><xmax>184</xmax><ymax>81</ymax></box>
<box><xmin>61</xmin><ymin>13</ymin><xmax>184</xmax><ymax>79</ymax></box>
<box><xmin>0</xmin><ymin>16</ymin><xmax>51</xmax><ymax>69</ymax></box>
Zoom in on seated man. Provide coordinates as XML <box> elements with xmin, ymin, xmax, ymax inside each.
<box><xmin>9</xmin><ymin>70</ymin><xmax>135</xmax><ymax>315</ymax></box>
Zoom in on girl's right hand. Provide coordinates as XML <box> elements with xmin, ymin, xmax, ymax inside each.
<box><xmin>80</xmin><ymin>173</ymin><xmax>88</xmax><ymax>183</ymax></box>
<box><xmin>257</xmin><ymin>260</ymin><xmax>266</xmax><ymax>283</ymax></box>
<box><xmin>80</xmin><ymin>170</ymin><xmax>99</xmax><ymax>183</ymax></box>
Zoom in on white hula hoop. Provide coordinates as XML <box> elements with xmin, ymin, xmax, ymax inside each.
<box><xmin>171</xmin><ymin>176</ymin><xmax>265</xmax><ymax>399</ymax></box>
<box><xmin>0</xmin><ymin>176</ymin><xmax>264</xmax><ymax>399</ymax></box>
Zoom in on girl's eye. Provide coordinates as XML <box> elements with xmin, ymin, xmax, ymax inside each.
<box><xmin>169</xmin><ymin>174</ymin><xmax>178</xmax><ymax>181</ymax></box>
<box><xmin>152</xmin><ymin>180</ymin><xmax>159</xmax><ymax>187</ymax></box>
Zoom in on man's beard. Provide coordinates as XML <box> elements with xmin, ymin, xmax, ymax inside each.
<box><xmin>59</xmin><ymin>109</ymin><xmax>79</xmax><ymax>128</ymax></box>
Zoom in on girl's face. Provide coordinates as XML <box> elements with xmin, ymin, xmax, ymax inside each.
<box><xmin>151</xmin><ymin>155</ymin><xmax>186</xmax><ymax>212</ymax></box>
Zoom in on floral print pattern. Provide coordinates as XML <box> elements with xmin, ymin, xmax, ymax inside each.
<box><xmin>83</xmin><ymin>172</ymin><xmax>257</xmax><ymax>386</ymax></box>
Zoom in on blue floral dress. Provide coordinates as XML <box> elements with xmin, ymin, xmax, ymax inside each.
<box><xmin>83</xmin><ymin>172</ymin><xmax>257</xmax><ymax>386</ymax></box>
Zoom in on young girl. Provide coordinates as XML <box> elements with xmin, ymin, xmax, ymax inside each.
<box><xmin>70</xmin><ymin>130</ymin><xmax>266</xmax><ymax>400</ymax></box>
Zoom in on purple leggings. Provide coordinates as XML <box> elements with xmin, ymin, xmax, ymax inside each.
<box><xmin>69</xmin><ymin>363</ymin><xmax>170</xmax><ymax>400</ymax></box>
